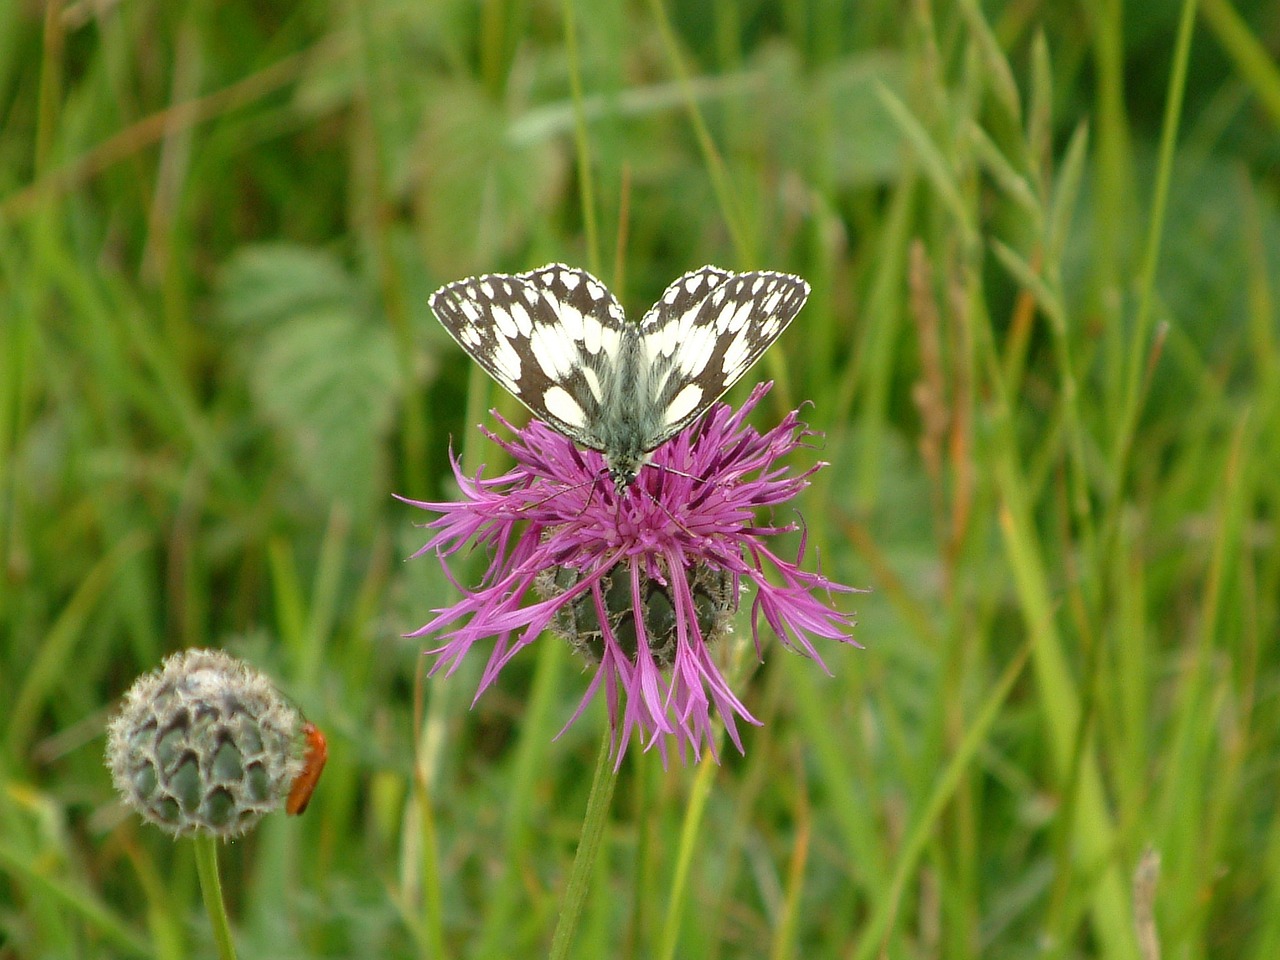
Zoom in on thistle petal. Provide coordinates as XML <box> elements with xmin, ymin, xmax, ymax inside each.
<box><xmin>404</xmin><ymin>383</ymin><xmax>861</xmax><ymax>762</ymax></box>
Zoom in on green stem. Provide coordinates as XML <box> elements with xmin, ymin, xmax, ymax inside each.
<box><xmin>1200</xmin><ymin>0</ymin><xmax>1280</xmax><ymax>127</ymax></box>
<box><xmin>192</xmin><ymin>835</ymin><xmax>237</xmax><ymax>960</ymax></box>
<box><xmin>0</xmin><ymin>841</ymin><xmax>151</xmax><ymax>957</ymax></box>
<box><xmin>658</xmin><ymin>752</ymin><xmax>718</xmax><ymax>960</ymax></box>
<box><xmin>560</xmin><ymin>0</ymin><xmax>601</xmax><ymax>276</ymax></box>
<box><xmin>549</xmin><ymin>732</ymin><xmax>619</xmax><ymax>960</ymax></box>
<box><xmin>647</xmin><ymin>0</ymin><xmax>749</xmax><ymax>264</ymax></box>
<box><xmin>1108</xmin><ymin>0</ymin><xmax>1198</xmax><ymax>486</ymax></box>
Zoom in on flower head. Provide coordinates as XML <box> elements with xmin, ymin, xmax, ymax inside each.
<box><xmin>401</xmin><ymin>383</ymin><xmax>858</xmax><ymax>762</ymax></box>
<box><xmin>106</xmin><ymin>649</ymin><xmax>315</xmax><ymax>838</ymax></box>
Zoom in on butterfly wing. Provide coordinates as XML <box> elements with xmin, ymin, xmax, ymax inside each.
<box><xmin>429</xmin><ymin>264</ymin><xmax>629</xmax><ymax>451</ymax></box>
<box><xmin>638</xmin><ymin>268</ymin><xmax>810</xmax><ymax>448</ymax></box>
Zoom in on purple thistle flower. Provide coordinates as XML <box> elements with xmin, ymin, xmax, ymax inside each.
<box><xmin>399</xmin><ymin>383</ymin><xmax>859</xmax><ymax>762</ymax></box>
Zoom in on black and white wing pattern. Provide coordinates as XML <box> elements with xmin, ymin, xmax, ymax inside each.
<box><xmin>636</xmin><ymin>265</ymin><xmax>810</xmax><ymax>446</ymax></box>
<box><xmin>429</xmin><ymin>264</ymin><xmax>626</xmax><ymax>451</ymax></box>
<box><xmin>429</xmin><ymin>262</ymin><xmax>809</xmax><ymax>486</ymax></box>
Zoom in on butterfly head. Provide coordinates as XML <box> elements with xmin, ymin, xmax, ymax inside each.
<box><xmin>606</xmin><ymin>453</ymin><xmax>643</xmax><ymax>493</ymax></box>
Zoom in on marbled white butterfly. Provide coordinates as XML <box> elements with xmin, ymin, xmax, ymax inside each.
<box><xmin>429</xmin><ymin>263</ymin><xmax>810</xmax><ymax>490</ymax></box>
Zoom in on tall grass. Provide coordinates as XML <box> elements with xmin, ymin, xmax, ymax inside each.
<box><xmin>2</xmin><ymin>0</ymin><xmax>1279</xmax><ymax>957</ymax></box>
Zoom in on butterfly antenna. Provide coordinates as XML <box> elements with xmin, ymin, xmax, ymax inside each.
<box><xmin>516</xmin><ymin>467</ymin><xmax>612</xmax><ymax>518</ymax></box>
<box><xmin>576</xmin><ymin>468</ymin><xmax>612</xmax><ymax>520</ymax></box>
<box><xmin>649</xmin><ymin>462</ymin><xmax>701</xmax><ymax>483</ymax></box>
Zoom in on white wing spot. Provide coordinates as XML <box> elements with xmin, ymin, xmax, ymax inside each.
<box><xmin>760</xmin><ymin>317</ymin><xmax>781</xmax><ymax>339</ymax></box>
<box><xmin>460</xmin><ymin>301</ymin><xmax>479</xmax><ymax>321</ymax></box>
<box><xmin>543</xmin><ymin>385</ymin><xmax>587</xmax><ymax>429</ymax></box>
<box><xmin>542</xmin><ymin>272</ymin><xmax>555</xmax><ymax>284</ymax></box>
<box><xmin>651</xmin><ymin>319</ymin><xmax>678</xmax><ymax>359</ymax></box>
<box><xmin>665</xmin><ymin>383</ymin><xmax>704</xmax><ymax>426</ymax></box>
<box><xmin>491</xmin><ymin>303</ymin><xmax>517</xmax><ymax>338</ymax></box>
<box><xmin>751</xmin><ymin>277</ymin><xmax>764</xmax><ymax>294</ymax></box>
<box><xmin>727</xmin><ymin>299</ymin><xmax>753</xmax><ymax>333</ymax></box>
<box><xmin>465</xmin><ymin>285</ymin><xmax>477</xmax><ymax>299</ymax></box>
<box><xmin>600</xmin><ymin>325</ymin><xmax>622</xmax><ymax>359</ymax></box>
<box><xmin>480</xmin><ymin>281</ymin><xmax>494</xmax><ymax>298</ymax></box>
<box><xmin>684</xmin><ymin>274</ymin><xmax>702</xmax><ymax>295</ymax></box>
<box><xmin>676</xmin><ymin>324</ymin><xmax>715</xmax><ymax>377</ymax></box>
<box><xmin>581</xmin><ymin>366</ymin><xmax>603</xmax><ymax>401</ymax></box>
<box><xmin>664</xmin><ymin>287</ymin><xmax>679</xmax><ymax>304</ymax></box>
<box><xmin>530</xmin><ymin>324</ymin><xmax>574</xmax><ymax>379</ymax></box>
<box><xmin>762</xmin><ymin>291</ymin><xmax>782</xmax><ymax>315</ymax></box>
<box><xmin>582</xmin><ymin>315</ymin><xmax>602</xmax><ymax>354</ymax></box>
<box><xmin>509</xmin><ymin>300</ymin><xmax>533</xmax><ymax>335</ymax></box>
<box><xmin>714</xmin><ymin>299</ymin><xmax>736</xmax><ymax>332</ymax></box>
<box><xmin>560</xmin><ymin>270</ymin><xmax>580</xmax><ymax>290</ymax></box>
<box><xmin>492</xmin><ymin>335</ymin><xmax>522</xmax><ymax>384</ymax></box>
<box><xmin>587</xmin><ymin>281</ymin><xmax>605</xmax><ymax>300</ymax></box>
<box><xmin>558</xmin><ymin>303</ymin><xmax>586</xmax><ymax>341</ymax></box>
<box><xmin>722</xmin><ymin>328</ymin><xmax>751</xmax><ymax>378</ymax></box>
<box><xmin>460</xmin><ymin>325</ymin><xmax>481</xmax><ymax>348</ymax></box>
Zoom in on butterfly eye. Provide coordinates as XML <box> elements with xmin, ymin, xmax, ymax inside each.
<box><xmin>286</xmin><ymin>722</ymin><xmax>328</xmax><ymax>816</ymax></box>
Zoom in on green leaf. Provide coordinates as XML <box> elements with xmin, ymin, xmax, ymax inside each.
<box><xmin>215</xmin><ymin>244</ymin><xmax>400</xmax><ymax>516</ymax></box>
<box><xmin>217</xmin><ymin>244</ymin><xmax>356</xmax><ymax>331</ymax></box>
<box><xmin>416</xmin><ymin>83</ymin><xmax>563</xmax><ymax>274</ymax></box>
<box><xmin>251</xmin><ymin>307</ymin><xmax>399</xmax><ymax>515</ymax></box>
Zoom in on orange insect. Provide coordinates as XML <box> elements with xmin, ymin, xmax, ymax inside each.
<box><xmin>286</xmin><ymin>721</ymin><xmax>328</xmax><ymax>816</ymax></box>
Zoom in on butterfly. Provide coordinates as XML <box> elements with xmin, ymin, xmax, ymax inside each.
<box><xmin>429</xmin><ymin>264</ymin><xmax>810</xmax><ymax>490</ymax></box>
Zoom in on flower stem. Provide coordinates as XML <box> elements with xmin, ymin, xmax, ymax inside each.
<box><xmin>549</xmin><ymin>733</ymin><xmax>619</xmax><ymax>960</ymax></box>
<box><xmin>659</xmin><ymin>748</ymin><xmax>719</xmax><ymax>960</ymax></box>
<box><xmin>192</xmin><ymin>835</ymin><xmax>237</xmax><ymax>960</ymax></box>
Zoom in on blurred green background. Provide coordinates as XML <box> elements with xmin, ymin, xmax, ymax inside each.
<box><xmin>3</xmin><ymin>0</ymin><xmax>1280</xmax><ymax>957</ymax></box>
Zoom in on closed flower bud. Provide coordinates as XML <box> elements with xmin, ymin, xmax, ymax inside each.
<box><xmin>106</xmin><ymin>649</ymin><xmax>309</xmax><ymax>838</ymax></box>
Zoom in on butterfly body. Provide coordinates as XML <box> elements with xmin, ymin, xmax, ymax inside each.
<box><xmin>429</xmin><ymin>264</ymin><xmax>810</xmax><ymax>490</ymax></box>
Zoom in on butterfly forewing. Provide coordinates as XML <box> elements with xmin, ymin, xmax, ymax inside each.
<box><xmin>430</xmin><ymin>265</ymin><xmax>626</xmax><ymax>450</ymax></box>
<box><xmin>429</xmin><ymin>262</ymin><xmax>809</xmax><ymax>485</ymax></box>
<box><xmin>639</xmin><ymin>265</ymin><xmax>735</xmax><ymax>333</ymax></box>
